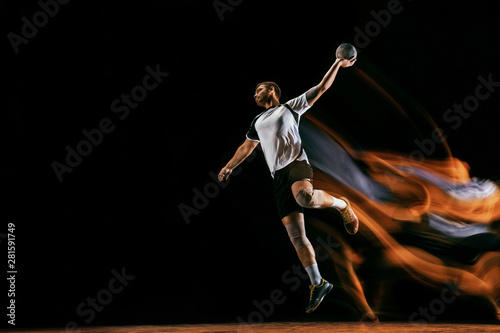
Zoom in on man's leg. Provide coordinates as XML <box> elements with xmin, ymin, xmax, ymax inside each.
<box><xmin>282</xmin><ymin>211</ymin><xmax>319</xmax><ymax>282</ymax></box>
<box><xmin>291</xmin><ymin>179</ymin><xmax>359</xmax><ymax>234</ymax></box>
<box><xmin>282</xmin><ymin>210</ymin><xmax>333</xmax><ymax>313</ymax></box>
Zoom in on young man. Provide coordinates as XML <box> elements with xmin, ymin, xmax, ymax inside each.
<box><xmin>218</xmin><ymin>55</ymin><xmax>358</xmax><ymax>313</ymax></box>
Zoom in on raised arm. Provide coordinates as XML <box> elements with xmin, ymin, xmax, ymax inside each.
<box><xmin>305</xmin><ymin>57</ymin><xmax>356</xmax><ymax>106</ymax></box>
<box><xmin>218</xmin><ymin>138</ymin><xmax>259</xmax><ymax>182</ymax></box>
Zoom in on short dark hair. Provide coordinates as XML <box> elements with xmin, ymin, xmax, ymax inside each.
<box><xmin>256</xmin><ymin>81</ymin><xmax>281</xmax><ymax>100</ymax></box>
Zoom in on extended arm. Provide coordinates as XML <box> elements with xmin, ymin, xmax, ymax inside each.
<box><xmin>306</xmin><ymin>57</ymin><xmax>356</xmax><ymax>106</ymax></box>
<box><xmin>218</xmin><ymin>139</ymin><xmax>259</xmax><ymax>182</ymax></box>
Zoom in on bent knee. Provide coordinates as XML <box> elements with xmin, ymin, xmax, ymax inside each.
<box><xmin>295</xmin><ymin>187</ymin><xmax>314</xmax><ymax>207</ymax></box>
<box><xmin>295</xmin><ymin>187</ymin><xmax>325</xmax><ymax>208</ymax></box>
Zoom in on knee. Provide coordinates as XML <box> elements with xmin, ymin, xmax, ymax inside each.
<box><xmin>285</xmin><ymin>222</ymin><xmax>311</xmax><ymax>251</ymax></box>
<box><xmin>295</xmin><ymin>187</ymin><xmax>314</xmax><ymax>207</ymax></box>
<box><xmin>290</xmin><ymin>235</ymin><xmax>310</xmax><ymax>251</ymax></box>
<box><xmin>295</xmin><ymin>187</ymin><xmax>325</xmax><ymax>208</ymax></box>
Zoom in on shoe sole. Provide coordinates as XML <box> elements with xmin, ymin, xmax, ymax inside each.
<box><xmin>345</xmin><ymin>219</ymin><xmax>359</xmax><ymax>235</ymax></box>
<box><xmin>306</xmin><ymin>283</ymin><xmax>333</xmax><ymax>314</ymax></box>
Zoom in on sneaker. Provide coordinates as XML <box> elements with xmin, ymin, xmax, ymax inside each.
<box><xmin>305</xmin><ymin>279</ymin><xmax>333</xmax><ymax>313</ymax></box>
<box><xmin>338</xmin><ymin>197</ymin><xmax>359</xmax><ymax>235</ymax></box>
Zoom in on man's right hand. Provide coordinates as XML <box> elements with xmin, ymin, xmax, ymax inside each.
<box><xmin>217</xmin><ymin>139</ymin><xmax>259</xmax><ymax>182</ymax></box>
<box><xmin>218</xmin><ymin>167</ymin><xmax>233</xmax><ymax>182</ymax></box>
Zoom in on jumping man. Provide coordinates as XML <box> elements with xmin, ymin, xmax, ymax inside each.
<box><xmin>218</xmin><ymin>54</ymin><xmax>358</xmax><ymax>313</ymax></box>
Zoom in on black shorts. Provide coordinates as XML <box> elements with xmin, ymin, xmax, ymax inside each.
<box><xmin>273</xmin><ymin>160</ymin><xmax>314</xmax><ymax>219</ymax></box>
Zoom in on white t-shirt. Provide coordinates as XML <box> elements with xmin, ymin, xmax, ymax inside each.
<box><xmin>246</xmin><ymin>93</ymin><xmax>311</xmax><ymax>177</ymax></box>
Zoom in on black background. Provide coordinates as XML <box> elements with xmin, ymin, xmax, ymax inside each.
<box><xmin>5</xmin><ymin>0</ymin><xmax>500</xmax><ymax>329</ymax></box>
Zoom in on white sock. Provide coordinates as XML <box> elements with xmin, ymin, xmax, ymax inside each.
<box><xmin>305</xmin><ymin>263</ymin><xmax>323</xmax><ymax>286</ymax></box>
<box><xmin>330</xmin><ymin>197</ymin><xmax>347</xmax><ymax>210</ymax></box>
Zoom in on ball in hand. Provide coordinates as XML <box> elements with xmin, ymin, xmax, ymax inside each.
<box><xmin>335</xmin><ymin>43</ymin><xmax>357</xmax><ymax>60</ymax></box>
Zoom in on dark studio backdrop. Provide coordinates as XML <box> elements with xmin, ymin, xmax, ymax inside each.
<box><xmin>4</xmin><ymin>0</ymin><xmax>500</xmax><ymax>329</ymax></box>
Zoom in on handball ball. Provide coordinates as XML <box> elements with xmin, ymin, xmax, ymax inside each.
<box><xmin>335</xmin><ymin>43</ymin><xmax>357</xmax><ymax>60</ymax></box>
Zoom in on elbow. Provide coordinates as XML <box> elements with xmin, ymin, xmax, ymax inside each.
<box><xmin>318</xmin><ymin>84</ymin><xmax>328</xmax><ymax>94</ymax></box>
<box><xmin>314</xmin><ymin>83</ymin><xmax>328</xmax><ymax>95</ymax></box>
